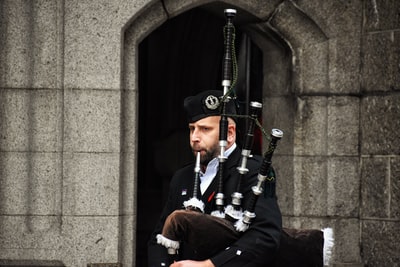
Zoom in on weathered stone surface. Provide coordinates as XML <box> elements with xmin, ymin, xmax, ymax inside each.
<box><xmin>294</xmin><ymin>96</ymin><xmax>327</xmax><ymax>155</ymax></box>
<box><xmin>119</xmin><ymin>214</ymin><xmax>136</xmax><ymax>266</ymax></box>
<box><xmin>0</xmin><ymin>215</ymin><xmax>61</xmax><ymax>243</ymax></box>
<box><xmin>361</xmin><ymin>95</ymin><xmax>400</xmax><ymax>155</ymax></box>
<box><xmin>269</xmin><ymin>1</ymin><xmax>328</xmax><ymax>48</ymax></box>
<box><xmin>327</xmin><ymin>96</ymin><xmax>359</xmax><ymax>156</ymax></box>
<box><xmin>0</xmin><ymin>152</ymin><xmax>62</xmax><ymax>216</ymax></box>
<box><xmin>275</xmin><ymin>155</ymin><xmax>295</xmax><ymax>215</ymax></box>
<box><xmin>61</xmin><ymin>216</ymin><xmax>120</xmax><ymax>267</ymax></box>
<box><xmin>262</xmin><ymin>96</ymin><xmax>295</xmax><ymax>156</ymax></box>
<box><xmin>164</xmin><ymin>0</ymin><xmax>279</xmax><ymax>21</ymax></box>
<box><xmin>118</xmin><ymin>151</ymin><xmax>136</xmax><ymax>267</ymax></box>
<box><xmin>294</xmin><ymin>36</ymin><xmax>362</xmax><ymax>94</ymax></box>
<box><xmin>364</xmin><ymin>0</ymin><xmax>400</xmax><ymax>31</ymax></box>
<box><xmin>282</xmin><ymin>216</ymin><xmax>330</xmax><ymax>235</ymax></box>
<box><xmin>0</xmin><ymin>89</ymin><xmax>62</xmax><ymax>152</ymax></box>
<box><xmin>293</xmin><ymin>156</ymin><xmax>328</xmax><ymax>216</ymax></box>
<box><xmin>390</xmin><ymin>157</ymin><xmax>400</xmax><ymax>219</ymax></box>
<box><xmin>0</xmin><ymin>215</ymin><xmax>62</xmax><ymax>259</ymax></box>
<box><xmin>327</xmin><ymin>36</ymin><xmax>361</xmax><ymax>94</ymax></box>
<box><xmin>294</xmin><ymin>0</ymin><xmax>363</xmax><ymax>38</ymax></box>
<box><xmin>362</xmin><ymin>31</ymin><xmax>400</xmax><ymax>92</ymax></box>
<box><xmin>63</xmin><ymin>0</ymin><xmax>150</xmax><ymax>90</ymax></box>
<box><xmin>0</xmin><ymin>0</ymin><xmax>61</xmax><ymax>89</ymax></box>
<box><xmin>253</xmin><ymin>27</ymin><xmax>292</xmax><ymax>97</ymax></box>
<box><xmin>278</xmin><ymin>149</ymin><xmax>360</xmax><ymax>219</ymax></box>
<box><xmin>327</xmin><ymin>157</ymin><xmax>360</xmax><ymax>217</ymax></box>
<box><xmin>271</xmin><ymin>1</ymin><xmax>363</xmax><ymax>94</ymax></box>
<box><xmin>119</xmin><ymin>152</ymin><xmax>136</xmax><ymax>215</ymax></box>
<box><xmin>271</xmin><ymin>1</ymin><xmax>362</xmax><ymax>94</ymax></box>
<box><xmin>294</xmin><ymin>41</ymin><xmax>330</xmax><ymax>93</ymax></box>
<box><xmin>64</xmin><ymin>89</ymin><xmax>120</xmax><ymax>153</ymax></box>
<box><xmin>360</xmin><ymin>156</ymin><xmax>389</xmax><ymax>218</ymax></box>
<box><xmin>329</xmin><ymin>219</ymin><xmax>361</xmax><ymax>264</ymax></box>
<box><xmin>120</xmin><ymin>90</ymin><xmax>138</xmax><ymax>153</ymax></box>
<box><xmin>362</xmin><ymin>220</ymin><xmax>400</xmax><ymax>266</ymax></box>
<box><xmin>63</xmin><ymin>152</ymin><xmax>120</xmax><ymax>216</ymax></box>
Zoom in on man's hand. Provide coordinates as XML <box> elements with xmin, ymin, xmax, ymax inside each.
<box><xmin>170</xmin><ymin>259</ymin><xmax>215</xmax><ymax>267</ymax></box>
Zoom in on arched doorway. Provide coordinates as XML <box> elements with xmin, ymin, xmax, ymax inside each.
<box><xmin>121</xmin><ymin>0</ymin><xmax>368</xmax><ymax>265</ymax></box>
<box><xmin>135</xmin><ymin>4</ymin><xmax>286</xmax><ymax>266</ymax></box>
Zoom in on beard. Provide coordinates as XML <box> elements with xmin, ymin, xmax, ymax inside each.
<box><xmin>200</xmin><ymin>148</ymin><xmax>216</xmax><ymax>166</ymax></box>
<box><xmin>192</xmin><ymin>142</ymin><xmax>219</xmax><ymax>166</ymax></box>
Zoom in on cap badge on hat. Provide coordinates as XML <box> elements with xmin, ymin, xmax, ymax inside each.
<box><xmin>204</xmin><ymin>95</ymin><xmax>220</xmax><ymax>110</ymax></box>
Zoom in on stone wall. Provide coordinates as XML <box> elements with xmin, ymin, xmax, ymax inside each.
<box><xmin>0</xmin><ymin>0</ymin><xmax>399</xmax><ymax>266</ymax></box>
<box><xmin>0</xmin><ymin>0</ymin><xmax>143</xmax><ymax>266</ymax></box>
<box><xmin>359</xmin><ymin>1</ymin><xmax>400</xmax><ymax>265</ymax></box>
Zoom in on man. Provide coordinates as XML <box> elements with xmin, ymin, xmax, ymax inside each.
<box><xmin>148</xmin><ymin>90</ymin><xmax>282</xmax><ymax>267</ymax></box>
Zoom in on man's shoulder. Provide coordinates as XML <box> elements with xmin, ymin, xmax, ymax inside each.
<box><xmin>175</xmin><ymin>162</ymin><xmax>195</xmax><ymax>174</ymax></box>
<box><xmin>170</xmin><ymin>162</ymin><xmax>195</xmax><ymax>184</ymax></box>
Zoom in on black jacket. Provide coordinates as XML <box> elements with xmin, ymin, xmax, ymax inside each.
<box><xmin>148</xmin><ymin>147</ymin><xmax>282</xmax><ymax>267</ymax></box>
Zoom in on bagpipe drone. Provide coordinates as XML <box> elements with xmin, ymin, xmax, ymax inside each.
<box><xmin>156</xmin><ymin>8</ymin><xmax>334</xmax><ymax>266</ymax></box>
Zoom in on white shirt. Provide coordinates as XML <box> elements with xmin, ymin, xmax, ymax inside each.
<box><xmin>200</xmin><ymin>143</ymin><xmax>237</xmax><ymax>194</ymax></box>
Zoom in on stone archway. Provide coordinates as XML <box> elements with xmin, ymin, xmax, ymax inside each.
<box><xmin>121</xmin><ymin>1</ymin><xmax>343</xmax><ymax>266</ymax></box>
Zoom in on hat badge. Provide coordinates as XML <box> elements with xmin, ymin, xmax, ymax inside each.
<box><xmin>204</xmin><ymin>95</ymin><xmax>220</xmax><ymax>110</ymax></box>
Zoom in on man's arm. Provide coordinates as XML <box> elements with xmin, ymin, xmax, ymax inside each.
<box><xmin>147</xmin><ymin>171</ymin><xmax>182</xmax><ymax>266</ymax></box>
<box><xmin>147</xmin><ymin>197</ymin><xmax>175</xmax><ymax>266</ymax></box>
<box><xmin>147</xmin><ymin>165</ymin><xmax>195</xmax><ymax>266</ymax></box>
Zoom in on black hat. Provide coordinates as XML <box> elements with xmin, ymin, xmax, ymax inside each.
<box><xmin>184</xmin><ymin>90</ymin><xmax>237</xmax><ymax>123</ymax></box>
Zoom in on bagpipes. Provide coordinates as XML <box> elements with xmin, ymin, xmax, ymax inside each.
<box><xmin>156</xmin><ymin>8</ymin><xmax>334</xmax><ymax>266</ymax></box>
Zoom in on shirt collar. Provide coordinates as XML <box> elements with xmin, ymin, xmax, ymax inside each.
<box><xmin>225</xmin><ymin>142</ymin><xmax>236</xmax><ymax>157</ymax></box>
<box><xmin>201</xmin><ymin>142</ymin><xmax>237</xmax><ymax>175</ymax></box>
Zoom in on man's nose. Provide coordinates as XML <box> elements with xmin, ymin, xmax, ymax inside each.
<box><xmin>191</xmin><ymin>129</ymin><xmax>200</xmax><ymax>141</ymax></box>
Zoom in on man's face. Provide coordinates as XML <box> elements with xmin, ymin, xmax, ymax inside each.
<box><xmin>188</xmin><ymin>116</ymin><xmax>220</xmax><ymax>166</ymax></box>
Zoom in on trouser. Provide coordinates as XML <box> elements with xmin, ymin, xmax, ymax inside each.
<box><xmin>160</xmin><ymin>209</ymin><xmax>241</xmax><ymax>258</ymax></box>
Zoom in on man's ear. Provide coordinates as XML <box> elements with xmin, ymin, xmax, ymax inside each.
<box><xmin>227</xmin><ymin>124</ymin><xmax>236</xmax><ymax>143</ymax></box>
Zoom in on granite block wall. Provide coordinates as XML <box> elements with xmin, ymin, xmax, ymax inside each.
<box><xmin>359</xmin><ymin>1</ymin><xmax>400</xmax><ymax>266</ymax></box>
<box><xmin>0</xmin><ymin>0</ymin><xmax>145</xmax><ymax>266</ymax></box>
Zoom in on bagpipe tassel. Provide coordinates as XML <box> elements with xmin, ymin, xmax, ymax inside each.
<box><xmin>322</xmin><ymin>227</ymin><xmax>334</xmax><ymax>266</ymax></box>
<box><xmin>156</xmin><ymin>234</ymin><xmax>180</xmax><ymax>254</ymax></box>
<box><xmin>224</xmin><ymin>204</ymin><xmax>243</xmax><ymax>221</ymax></box>
<box><xmin>183</xmin><ymin>197</ymin><xmax>205</xmax><ymax>213</ymax></box>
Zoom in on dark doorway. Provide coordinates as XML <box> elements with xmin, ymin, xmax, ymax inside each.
<box><xmin>136</xmin><ymin>5</ymin><xmax>263</xmax><ymax>266</ymax></box>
